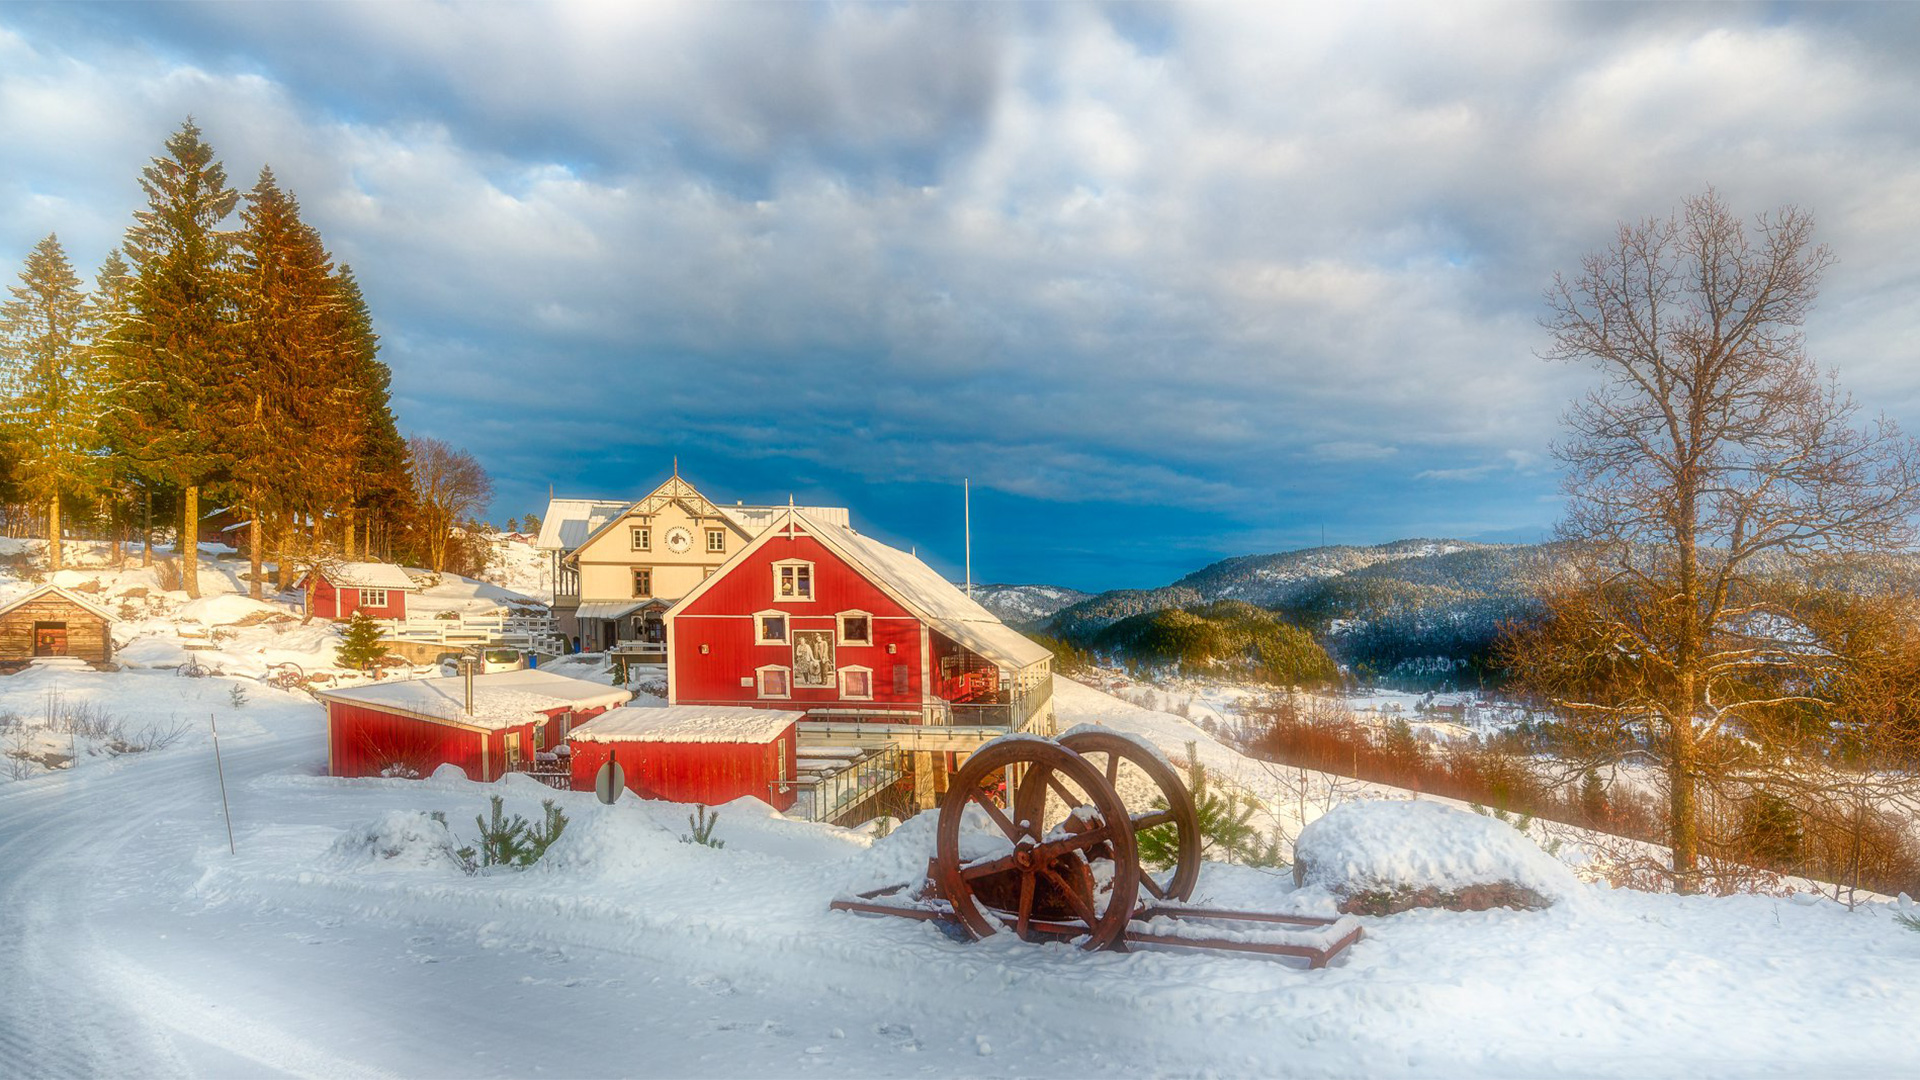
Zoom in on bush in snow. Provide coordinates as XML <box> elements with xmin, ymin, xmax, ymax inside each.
<box><xmin>464</xmin><ymin>795</ymin><xmax>569</xmax><ymax>870</ymax></box>
<box><xmin>326</xmin><ymin>811</ymin><xmax>467</xmax><ymax>873</ymax></box>
<box><xmin>1292</xmin><ymin>799</ymin><xmax>1576</xmax><ymax>915</ymax></box>
<box><xmin>336</xmin><ymin>611</ymin><xmax>389</xmax><ymax>672</ymax></box>
<box><xmin>682</xmin><ymin>804</ymin><xmax>725</xmax><ymax>849</ymax></box>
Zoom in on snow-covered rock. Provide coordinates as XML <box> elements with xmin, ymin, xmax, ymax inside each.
<box><xmin>325</xmin><ymin>811</ymin><xmax>466</xmax><ymax>874</ymax></box>
<box><xmin>1291</xmin><ymin>799</ymin><xmax>1577</xmax><ymax>913</ymax></box>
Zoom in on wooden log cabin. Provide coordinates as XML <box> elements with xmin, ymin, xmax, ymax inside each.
<box><xmin>0</xmin><ymin>585</ymin><xmax>118</xmax><ymax>665</ymax></box>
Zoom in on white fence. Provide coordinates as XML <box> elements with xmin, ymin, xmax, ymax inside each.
<box><xmin>378</xmin><ymin>609</ymin><xmax>567</xmax><ymax>656</ymax></box>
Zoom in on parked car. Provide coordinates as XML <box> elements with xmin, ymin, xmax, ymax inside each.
<box><xmin>479</xmin><ymin>648</ymin><xmax>526</xmax><ymax>674</ymax></box>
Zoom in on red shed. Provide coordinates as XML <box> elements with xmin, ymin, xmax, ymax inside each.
<box><xmin>568</xmin><ymin>705</ymin><xmax>799</xmax><ymax>810</ymax></box>
<box><xmin>665</xmin><ymin>508</ymin><xmax>1055</xmax><ymax>731</ymax></box>
<box><xmin>303</xmin><ymin>561</ymin><xmax>419</xmax><ymax>621</ymax></box>
<box><xmin>319</xmin><ymin>669</ymin><xmax>631</xmax><ymax>781</ymax></box>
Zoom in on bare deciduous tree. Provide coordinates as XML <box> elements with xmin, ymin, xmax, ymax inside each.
<box><xmin>407</xmin><ymin>435</ymin><xmax>492</xmax><ymax>575</ymax></box>
<box><xmin>1507</xmin><ymin>189</ymin><xmax>1920</xmax><ymax>892</ymax></box>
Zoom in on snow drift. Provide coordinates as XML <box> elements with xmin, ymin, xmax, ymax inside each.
<box><xmin>1292</xmin><ymin>799</ymin><xmax>1578</xmax><ymax>913</ymax></box>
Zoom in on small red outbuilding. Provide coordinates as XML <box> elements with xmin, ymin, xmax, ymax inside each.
<box><xmin>319</xmin><ymin>669</ymin><xmax>631</xmax><ymax>781</ymax></box>
<box><xmin>304</xmin><ymin>561</ymin><xmax>419</xmax><ymax>621</ymax></box>
<box><xmin>567</xmin><ymin>705</ymin><xmax>798</xmax><ymax>811</ymax></box>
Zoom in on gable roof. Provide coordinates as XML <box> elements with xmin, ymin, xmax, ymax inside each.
<box><xmin>671</xmin><ymin>509</ymin><xmax>1052</xmax><ymax>673</ymax></box>
<box><xmin>562</xmin><ymin>474</ymin><xmax>852</xmax><ymax>561</ymax></box>
<box><xmin>320</xmin><ymin>562</ymin><xmax>418</xmax><ymax>591</ymax></box>
<box><xmin>0</xmin><ymin>584</ymin><xmax>118</xmax><ymax>624</ymax></box>
<box><xmin>537</xmin><ymin>498</ymin><xmax>631</xmax><ymax>552</ymax></box>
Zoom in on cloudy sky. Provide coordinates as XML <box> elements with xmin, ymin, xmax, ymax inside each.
<box><xmin>3</xmin><ymin>3</ymin><xmax>1918</xmax><ymax>590</ymax></box>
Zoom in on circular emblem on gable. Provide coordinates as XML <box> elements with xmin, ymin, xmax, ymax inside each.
<box><xmin>665</xmin><ymin>526</ymin><xmax>694</xmax><ymax>553</ymax></box>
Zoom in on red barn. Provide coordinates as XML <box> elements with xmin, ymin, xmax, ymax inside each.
<box><xmin>567</xmin><ymin>705</ymin><xmax>799</xmax><ymax>811</ymax></box>
<box><xmin>319</xmin><ymin>669</ymin><xmax>630</xmax><ymax>781</ymax></box>
<box><xmin>304</xmin><ymin>562</ymin><xmax>419</xmax><ymax>621</ymax></box>
<box><xmin>666</xmin><ymin>508</ymin><xmax>1055</xmax><ymax>731</ymax></box>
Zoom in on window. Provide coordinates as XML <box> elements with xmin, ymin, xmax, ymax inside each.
<box><xmin>707</xmin><ymin>529</ymin><xmax>726</xmax><ymax>553</ymax></box>
<box><xmin>632</xmin><ymin>568</ymin><xmax>652</xmax><ymax>597</ymax></box>
<box><xmin>774</xmin><ymin>560</ymin><xmax>814</xmax><ymax>601</ymax></box>
<box><xmin>630</xmin><ymin>526</ymin><xmax>651</xmax><ymax>551</ymax></box>
<box><xmin>840</xmin><ymin>667</ymin><xmax>873</xmax><ymax>700</ymax></box>
<box><xmin>756</xmin><ymin>666</ymin><xmax>791</xmax><ymax>699</ymax></box>
<box><xmin>755</xmin><ymin>612</ymin><xmax>788</xmax><ymax>644</ymax></box>
<box><xmin>837</xmin><ymin>611</ymin><xmax>871</xmax><ymax>646</ymax></box>
<box><xmin>359</xmin><ymin>588</ymin><xmax>388</xmax><ymax>608</ymax></box>
<box><xmin>892</xmin><ymin>664</ymin><xmax>910</xmax><ymax>694</ymax></box>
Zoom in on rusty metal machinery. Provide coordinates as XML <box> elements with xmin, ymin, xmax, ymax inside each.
<box><xmin>831</xmin><ymin>732</ymin><xmax>1363</xmax><ymax>968</ymax></box>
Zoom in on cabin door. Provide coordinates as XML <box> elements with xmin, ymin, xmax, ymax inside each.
<box><xmin>32</xmin><ymin>622</ymin><xmax>68</xmax><ymax>656</ymax></box>
<box><xmin>505</xmin><ymin>731</ymin><xmax>524</xmax><ymax>767</ymax></box>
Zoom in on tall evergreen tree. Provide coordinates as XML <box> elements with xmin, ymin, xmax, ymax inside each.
<box><xmin>88</xmin><ymin>250</ymin><xmax>139</xmax><ymax>564</ymax></box>
<box><xmin>333</xmin><ymin>264</ymin><xmax>410</xmax><ymax>559</ymax></box>
<box><xmin>234</xmin><ymin>167</ymin><xmax>340</xmax><ymax>599</ymax></box>
<box><xmin>107</xmin><ymin>119</ymin><xmax>241</xmax><ymax>598</ymax></box>
<box><xmin>0</xmin><ymin>234</ymin><xmax>101</xmax><ymax>571</ymax></box>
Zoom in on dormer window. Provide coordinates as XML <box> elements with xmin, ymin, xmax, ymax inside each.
<box><xmin>630</xmin><ymin>526</ymin><xmax>651</xmax><ymax>551</ymax></box>
<box><xmin>774</xmin><ymin>560</ymin><xmax>814</xmax><ymax>602</ymax></box>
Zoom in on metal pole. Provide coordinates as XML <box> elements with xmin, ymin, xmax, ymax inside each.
<box><xmin>210</xmin><ymin>712</ymin><xmax>235</xmax><ymax>855</ymax></box>
<box><xmin>964</xmin><ymin>478</ymin><xmax>971</xmax><ymax>599</ymax></box>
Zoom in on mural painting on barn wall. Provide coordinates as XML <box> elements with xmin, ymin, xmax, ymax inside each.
<box><xmin>794</xmin><ymin>631</ymin><xmax>835</xmax><ymax>688</ymax></box>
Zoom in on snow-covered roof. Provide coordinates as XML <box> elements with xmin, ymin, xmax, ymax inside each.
<box><xmin>321</xmin><ymin>562</ymin><xmax>418</xmax><ymax>591</ymax></box>
<box><xmin>719</xmin><ymin>504</ymin><xmax>852</xmax><ymax>533</ymax></box>
<box><xmin>318</xmin><ymin>669</ymin><xmax>631</xmax><ymax>731</ymax></box>
<box><xmin>0</xmin><ymin>584</ymin><xmax>118</xmax><ymax>623</ymax></box>
<box><xmin>575</xmin><ymin>600</ymin><xmax>666</xmax><ymax>620</ymax></box>
<box><xmin>803</xmin><ymin>513</ymin><xmax>1053</xmax><ymax>673</ymax></box>
<box><xmin>537</xmin><ymin>499</ymin><xmax>631</xmax><ymax>552</ymax></box>
<box><xmin>569</xmin><ymin>705</ymin><xmax>796</xmax><ymax>745</ymax></box>
<box><xmin>674</xmin><ymin>510</ymin><xmax>1051</xmax><ymax>673</ymax></box>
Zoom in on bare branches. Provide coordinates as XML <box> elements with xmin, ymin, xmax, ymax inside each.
<box><xmin>1514</xmin><ymin>189</ymin><xmax>1920</xmax><ymax>889</ymax></box>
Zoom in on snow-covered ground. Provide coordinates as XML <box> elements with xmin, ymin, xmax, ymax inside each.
<box><xmin>3</xmin><ymin>546</ymin><xmax>1919</xmax><ymax>1076</ymax></box>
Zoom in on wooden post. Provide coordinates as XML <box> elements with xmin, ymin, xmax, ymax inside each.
<box><xmin>913</xmin><ymin>751</ymin><xmax>936</xmax><ymax>810</ymax></box>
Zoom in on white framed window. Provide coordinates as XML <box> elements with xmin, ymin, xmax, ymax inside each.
<box><xmin>755</xmin><ymin>610</ymin><xmax>788</xmax><ymax>644</ymax></box>
<box><xmin>774</xmin><ymin>560</ymin><xmax>814</xmax><ymax>601</ymax></box>
<box><xmin>707</xmin><ymin>529</ymin><xmax>726</xmax><ymax>553</ymax></box>
<box><xmin>359</xmin><ymin>588</ymin><xmax>388</xmax><ymax>608</ymax></box>
<box><xmin>756</xmin><ymin>665</ymin><xmax>791</xmax><ymax>699</ymax></box>
<box><xmin>630</xmin><ymin>526</ymin><xmax>651</xmax><ymax>551</ymax></box>
<box><xmin>837</xmin><ymin>610</ymin><xmax>872</xmax><ymax>646</ymax></box>
<box><xmin>840</xmin><ymin>666</ymin><xmax>873</xmax><ymax>700</ymax></box>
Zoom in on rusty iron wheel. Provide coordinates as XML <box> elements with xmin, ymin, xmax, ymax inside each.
<box><xmin>1057</xmin><ymin>729</ymin><xmax>1203</xmax><ymax>903</ymax></box>
<box><xmin>934</xmin><ymin>736</ymin><xmax>1141</xmax><ymax>949</ymax></box>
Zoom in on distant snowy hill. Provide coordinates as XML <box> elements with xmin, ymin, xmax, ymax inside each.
<box><xmin>965</xmin><ymin>583</ymin><xmax>1091</xmax><ymax>626</ymax></box>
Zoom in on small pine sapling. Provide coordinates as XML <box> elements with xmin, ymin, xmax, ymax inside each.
<box><xmin>227</xmin><ymin>683</ymin><xmax>249</xmax><ymax>709</ymax></box>
<box><xmin>683</xmin><ymin>804</ymin><xmax>724</xmax><ymax>848</ymax></box>
<box><xmin>336</xmin><ymin>610</ymin><xmax>389</xmax><ymax>672</ymax></box>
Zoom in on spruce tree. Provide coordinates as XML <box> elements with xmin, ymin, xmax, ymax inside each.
<box><xmin>0</xmin><ymin>234</ymin><xmax>101</xmax><ymax>572</ymax></box>
<box><xmin>234</xmin><ymin>167</ymin><xmax>341</xmax><ymax>599</ymax></box>
<box><xmin>88</xmin><ymin>250</ymin><xmax>138</xmax><ymax>564</ymax></box>
<box><xmin>336</xmin><ymin>609</ymin><xmax>388</xmax><ymax>671</ymax></box>
<box><xmin>333</xmin><ymin>265</ymin><xmax>410</xmax><ymax>559</ymax></box>
<box><xmin>107</xmin><ymin>119</ymin><xmax>241</xmax><ymax>599</ymax></box>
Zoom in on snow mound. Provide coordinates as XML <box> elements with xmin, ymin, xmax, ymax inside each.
<box><xmin>538</xmin><ymin>804</ymin><xmax>694</xmax><ymax>879</ymax></box>
<box><xmin>325</xmin><ymin>811</ymin><xmax>465</xmax><ymax>874</ymax></box>
<box><xmin>1292</xmin><ymin>799</ymin><xmax>1577</xmax><ymax>912</ymax></box>
<box><xmin>174</xmin><ymin>594</ymin><xmax>286</xmax><ymax>626</ymax></box>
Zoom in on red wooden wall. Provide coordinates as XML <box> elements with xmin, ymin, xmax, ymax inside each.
<box><xmin>309</xmin><ymin>576</ymin><xmax>410</xmax><ymax>621</ymax></box>
<box><xmin>328</xmin><ymin>701</ymin><xmax>612</xmax><ymax>781</ymax></box>
<box><xmin>670</xmin><ymin>530</ymin><xmax>923</xmax><ymax>714</ymax></box>
<box><xmin>567</xmin><ymin>729</ymin><xmax>798</xmax><ymax>811</ymax></box>
<box><xmin>328</xmin><ymin>701</ymin><xmax>488</xmax><ymax>780</ymax></box>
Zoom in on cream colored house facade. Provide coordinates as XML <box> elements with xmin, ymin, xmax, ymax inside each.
<box><xmin>538</xmin><ymin>474</ymin><xmax>848</xmax><ymax>654</ymax></box>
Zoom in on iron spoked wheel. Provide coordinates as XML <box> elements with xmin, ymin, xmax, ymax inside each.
<box><xmin>1057</xmin><ymin>729</ymin><xmax>1202</xmax><ymax>903</ymax></box>
<box><xmin>934</xmin><ymin>737</ymin><xmax>1141</xmax><ymax>950</ymax></box>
